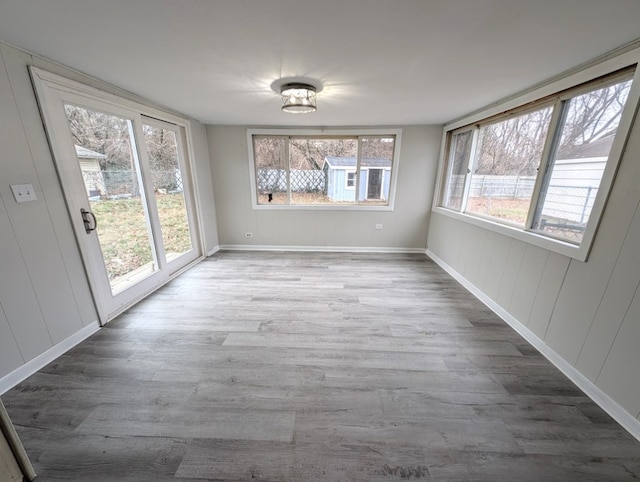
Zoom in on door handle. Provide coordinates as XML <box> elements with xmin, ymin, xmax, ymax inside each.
<box><xmin>81</xmin><ymin>208</ymin><xmax>97</xmax><ymax>234</ymax></box>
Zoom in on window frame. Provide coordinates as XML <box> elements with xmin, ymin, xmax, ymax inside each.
<box><xmin>345</xmin><ymin>170</ymin><xmax>356</xmax><ymax>190</ymax></box>
<box><xmin>247</xmin><ymin>128</ymin><xmax>402</xmax><ymax>211</ymax></box>
<box><xmin>433</xmin><ymin>47</ymin><xmax>640</xmax><ymax>261</ymax></box>
<box><xmin>450</xmin><ymin>100</ymin><xmax>557</xmax><ymax>228</ymax></box>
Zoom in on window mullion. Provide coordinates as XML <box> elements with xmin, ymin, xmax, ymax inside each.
<box><xmin>526</xmin><ymin>99</ymin><xmax>567</xmax><ymax>230</ymax></box>
<box><xmin>355</xmin><ymin>137</ymin><xmax>363</xmax><ymax>204</ymax></box>
<box><xmin>460</xmin><ymin>126</ymin><xmax>479</xmax><ymax>212</ymax></box>
<box><xmin>285</xmin><ymin>137</ymin><xmax>291</xmax><ymax>205</ymax></box>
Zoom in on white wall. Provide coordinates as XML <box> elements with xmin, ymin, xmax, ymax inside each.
<box><xmin>427</xmin><ymin>108</ymin><xmax>640</xmax><ymax>428</ymax></box>
<box><xmin>207</xmin><ymin>125</ymin><xmax>440</xmax><ymax>250</ymax></box>
<box><xmin>0</xmin><ymin>43</ymin><xmax>218</xmax><ymax>386</ymax></box>
<box><xmin>189</xmin><ymin>122</ymin><xmax>220</xmax><ymax>254</ymax></box>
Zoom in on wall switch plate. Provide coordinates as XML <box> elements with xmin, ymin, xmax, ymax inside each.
<box><xmin>375</xmin><ymin>224</ymin><xmax>383</xmax><ymax>230</ymax></box>
<box><xmin>10</xmin><ymin>184</ymin><xmax>37</xmax><ymax>203</ymax></box>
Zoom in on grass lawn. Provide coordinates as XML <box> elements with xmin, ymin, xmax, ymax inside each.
<box><xmin>259</xmin><ymin>191</ymin><xmax>389</xmax><ymax>206</ymax></box>
<box><xmin>466</xmin><ymin>197</ymin><xmax>530</xmax><ymax>225</ymax></box>
<box><xmin>90</xmin><ymin>193</ymin><xmax>192</xmax><ymax>281</ymax></box>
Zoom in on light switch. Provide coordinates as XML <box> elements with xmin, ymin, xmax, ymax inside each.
<box><xmin>10</xmin><ymin>184</ymin><xmax>37</xmax><ymax>203</ymax></box>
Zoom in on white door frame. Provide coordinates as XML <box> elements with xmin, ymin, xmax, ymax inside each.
<box><xmin>30</xmin><ymin>67</ymin><xmax>204</xmax><ymax>323</ymax></box>
<box><xmin>139</xmin><ymin>115</ymin><xmax>201</xmax><ymax>274</ymax></box>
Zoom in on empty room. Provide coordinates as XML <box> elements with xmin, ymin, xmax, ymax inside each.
<box><xmin>1</xmin><ymin>1</ymin><xmax>640</xmax><ymax>480</ymax></box>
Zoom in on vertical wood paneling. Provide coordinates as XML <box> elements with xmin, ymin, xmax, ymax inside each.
<box><xmin>426</xmin><ymin>213</ymin><xmax>450</xmax><ymax>262</ymax></box>
<box><xmin>0</xmin><ymin>42</ymin><xmax>219</xmax><ymax>383</ymax></box>
<box><xmin>255</xmin><ymin>212</ymin><xmax>285</xmax><ymax>246</ymax></box>
<box><xmin>188</xmin><ymin>120</ymin><xmax>220</xmax><ymax>253</ymax></box>
<box><xmin>437</xmin><ymin>215</ymin><xmax>462</xmax><ymax>268</ymax></box>
<box><xmin>1</xmin><ymin>46</ymin><xmax>98</xmax><ymax>328</ymax></box>
<box><xmin>595</xmin><ymin>286</ymin><xmax>640</xmax><ymax>416</ymax></box>
<box><xmin>391</xmin><ymin>125</ymin><xmax>438</xmax><ymax>249</ymax></box>
<box><xmin>527</xmin><ymin>252</ymin><xmax>570</xmax><ymax>339</ymax></box>
<box><xmin>462</xmin><ymin>226</ymin><xmax>488</xmax><ymax>286</ymax></box>
<box><xmin>0</xmin><ymin>55</ymin><xmax>55</xmax><ymax>364</ymax></box>
<box><xmin>229</xmin><ymin>213</ymin><xmax>259</xmax><ymax>246</ymax></box>
<box><xmin>477</xmin><ymin>231</ymin><xmax>498</xmax><ymax>291</ymax></box>
<box><xmin>509</xmin><ymin>245</ymin><xmax>548</xmax><ymax>326</ymax></box>
<box><xmin>0</xmin><ymin>196</ymin><xmax>52</xmax><ymax>361</ymax></box>
<box><xmin>354</xmin><ymin>215</ymin><xmax>396</xmax><ymax>248</ymax></box>
<box><xmin>208</xmin><ymin>126</ymin><xmax>253</xmax><ymax>246</ymax></box>
<box><xmin>321</xmin><ymin>214</ymin><xmax>356</xmax><ymax>248</ymax></box>
<box><xmin>1</xmin><ymin>196</ymin><xmax>84</xmax><ymax>344</ymax></box>
<box><xmin>208</xmin><ymin>126</ymin><xmax>438</xmax><ymax>250</ymax></box>
<box><xmin>0</xmin><ymin>302</ymin><xmax>23</xmax><ymax>374</ymax></box>
<box><xmin>0</xmin><ymin>44</ymin><xmax>120</xmax><ymax>379</ymax></box>
<box><xmin>545</xmin><ymin>259</ymin><xmax>616</xmax><ymax>365</ymax></box>
<box><xmin>483</xmin><ymin>234</ymin><xmax>512</xmax><ymax>300</ymax></box>
<box><xmin>286</xmin><ymin>212</ymin><xmax>325</xmax><ymax>247</ymax></box>
<box><xmin>427</xmin><ymin>97</ymin><xmax>640</xmax><ymax>429</ymax></box>
<box><xmin>577</xmin><ymin>201</ymin><xmax>640</xmax><ymax>381</ymax></box>
<box><xmin>425</xmin><ymin>212</ymin><xmax>442</xmax><ymax>253</ymax></box>
<box><xmin>544</xmin><ymin>119</ymin><xmax>640</xmax><ymax>365</ymax></box>
<box><xmin>0</xmin><ymin>47</ymin><xmax>85</xmax><ymax>345</ymax></box>
<box><xmin>311</xmin><ymin>212</ymin><xmax>331</xmax><ymax>247</ymax></box>
<box><xmin>496</xmin><ymin>239</ymin><xmax>526</xmax><ymax>310</ymax></box>
<box><xmin>453</xmin><ymin>222</ymin><xmax>474</xmax><ymax>275</ymax></box>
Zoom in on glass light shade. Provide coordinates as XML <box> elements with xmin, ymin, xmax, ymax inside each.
<box><xmin>281</xmin><ymin>83</ymin><xmax>317</xmax><ymax>113</ymax></box>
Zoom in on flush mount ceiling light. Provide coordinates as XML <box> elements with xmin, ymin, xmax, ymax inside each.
<box><xmin>280</xmin><ymin>82</ymin><xmax>317</xmax><ymax>114</ymax></box>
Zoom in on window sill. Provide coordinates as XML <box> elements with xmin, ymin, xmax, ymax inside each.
<box><xmin>432</xmin><ymin>206</ymin><xmax>589</xmax><ymax>261</ymax></box>
<box><xmin>252</xmin><ymin>203</ymin><xmax>394</xmax><ymax>212</ymax></box>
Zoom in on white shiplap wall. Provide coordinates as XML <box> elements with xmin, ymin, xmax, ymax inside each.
<box><xmin>0</xmin><ymin>44</ymin><xmax>98</xmax><ymax>384</ymax></box>
<box><xmin>0</xmin><ymin>42</ymin><xmax>218</xmax><ymax>389</ymax></box>
<box><xmin>207</xmin><ymin>125</ymin><xmax>440</xmax><ymax>252</ymax></box>
<box><xmin>427</xmin><ymin>109</ymin><xmax>640</xmax><ymax>432</ymax></box>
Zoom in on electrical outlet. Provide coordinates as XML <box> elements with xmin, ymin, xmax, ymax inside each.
<box><xmin>245</xmin><ymin>232</ymin><xmax>253</xmax><ymax>237</ymax></box>
<box><xmin>10</xmin><ymin>184</ymin><xmax>37</xmax><ymax>203</ymax></box>
<box><xmin>375</xmin><ymin>223</ymin><xmax>383</xmax><ymax>230</ymax></box>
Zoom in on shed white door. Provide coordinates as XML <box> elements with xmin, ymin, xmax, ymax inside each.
<box><xmin>366</xmin><ymin>168</ymin><xmax>383</xmax><ymax>199</ymax></box>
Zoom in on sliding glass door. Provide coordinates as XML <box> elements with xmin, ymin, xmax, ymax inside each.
<box><xmin>64</xmin><ymin>103</ymin><xmax>159</xmax><ymax>295</ymax></box>
<box><xmin>31</xmin><ymin>68</ymin><xmax>201</xmax><ymax>322</ymax></box>
<box><xmin>141</xmin><ymin>117</ymin><xmax>196</xmax><ymax>264</ymax></box>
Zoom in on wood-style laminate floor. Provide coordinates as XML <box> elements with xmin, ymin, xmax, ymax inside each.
<box><xmin>3</xmin><ymin>251</ymin><xmax>640</xmax><ymax>481</ymax></box>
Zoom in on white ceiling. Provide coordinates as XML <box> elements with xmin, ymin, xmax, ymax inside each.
<box><xmin>1</xmin><ymin>0</ymin><xmax>639</xmax><ymax>126</ymax></box>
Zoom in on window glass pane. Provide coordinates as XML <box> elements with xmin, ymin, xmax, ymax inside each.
<box><xmin>466</xmin><ymin>107</ymin><xmax>553</xmax><ymax>226</ymax></box>
<box><xmin>290</xmin><ymin>138</ymin><xmax>357</xmax><ymax>204</ymax></box>
<box><xmin>250</xmin><ymin>133</ymin><xmax>398</xmax><ymax>207</ymax></box>
<box><xmin>253</xmin><ymin>137</ymin><xmax>288</xmax><ymax>204</ymax></box>
<box><xmin>442</xmin><ymin>130</ymin><xmax>473</xmax><ymax>211</ymax></box>
<box><xmin>359</xmin><ymin>137</ymin><xmax>395</xmax><ymax>205</ymax></box>
<box><xmin>534</xmin><ymin>78</ymin><xmax>633</xmax><ymax>243</ymax></box>
<box><xmin>64</xmin><ymin>104</ymin><xmax>157</xmax><ymax>293</ymax></box>
<box><xmin>142</xmin><ymin>124</ymin><xmax>194</xmax><ymax>261</ymax></box>
<box><xmin>345</xmin><ymin>171</ymin><xmax>356</xmax><ymax>189</ymax></box>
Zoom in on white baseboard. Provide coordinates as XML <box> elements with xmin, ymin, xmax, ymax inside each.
<box><xmin>218</xmin><ymin>244</ymin><xmax>426</xmax><ymax>254</ymax></box>
<box><xmin>207</xmin><ymin>245</ymin><xmax>220</xmax><ymax>256</ymax></box>
<box><xmin>0</xmin><ymin>321</ymin><xmax>100</xmax><ymax>395</ymax></box>
<box><xmin>425</xmin><ymin>249</ymin><xmax>640</xmax><ymax>442</ymax></box>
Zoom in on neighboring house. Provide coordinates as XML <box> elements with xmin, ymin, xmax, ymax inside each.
<box><xmin>324</xmin><ymin>157</ymin><xmax>392</xmax><ymax>202</ymax></box>
<box><xmin>75</xmin><ymin>145</ymin><xmax>107</xmax><ymax>199</ymax></box>
<box><xmin>542</xmin><ymin>134</ymin><xmax>615</xmax><ymax>225</ymax></box>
